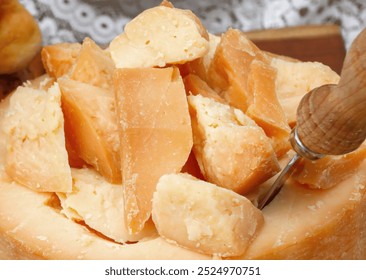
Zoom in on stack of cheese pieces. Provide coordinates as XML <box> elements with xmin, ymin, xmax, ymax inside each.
<box><xmin>0</xmin><ymin>0</ymin><xmax>365</xmax><ymax>259</ymax></box>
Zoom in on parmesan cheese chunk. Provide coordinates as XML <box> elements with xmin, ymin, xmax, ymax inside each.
<box><xmin>57</xmin><ymin>168</ymin><xmax>157</xmax><ymax>243</ymax></box>
<box><xmin>114</xmin><ymin>67</ymin><xmax>193</xmax><ymax>234</ymax></box>
<box><xmin>58</xmin><ymin>78</ymin><xmax>121</xmax><ymax>183</ymax></box>
<box><xmin>109</xmin><ymin>6</ymin><xmax>209</xmax><ymax>68</ymax></box>
<box><xmin>272</xmin><ymin>58</ymin><xmax>340</xmax><ymax>126</ymax></box>
<box><xmin>188</xmin><ymin>94</ymin><xmax>280</xmax><ymax>194</ymax></box>
<box><xmin>152</xmin><ymin>173</ymin><xmax>264</xmax><ymax>257</ymax></box>
<box><xmin>3</xmin><ymin>83</ymin><xmax>72</xmax><ymax>192</ymax></box>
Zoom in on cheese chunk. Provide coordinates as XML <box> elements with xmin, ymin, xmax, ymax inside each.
<box><xmin>293</xmin><ymin>145</ymin><xmax>366</xmax><ymax>189</ymax></box>
<box><xmin>114</xmin><ymin>67</ymin><xmax>192</xmax><ymax>234</ymax></box>
<box><xmin>152</xmin><ymin>173</ymin><xmax>264</xmax><ymax>257</ymax></box>
<box><xmin>109</xmin><ymin>6</ymin><xmax>209</xmax><ymax>68</ymax></box>
<box><xmin>69</xmin><ymin>38</ymin><xmax>115</xmax><ymax>90</ymax></box>
<box><xmin>207</xmin><ymin>29</ymin><xmax>291</xmax><ymax>156</ymax></box>
<box><xmin>2</xmin><ymin>83</ymin><xmax>72</xmax><ymax>192</ymax></box>
<box><xmin>58</xmin><ymin>78</ymin><xmax>121</xmax><ymax>183</ymax></box>
<box><xmin>271</xmin><ymin>58</ymin><xmax>340</xmax><ymax>126</ymax></box>
<box><xmin>57</xmin><ymin>168</ymin><xmax>157</xmax><ymax>243</ymax></box>
<box><xmin>188</xmin><ymin>94</ymin><xmax>280</xmax><ymax>194</ymax></box>
<box><xmin>41</xmin><ymin>42</ymin><xmax>81</xmax><ymax>78</ymax></box>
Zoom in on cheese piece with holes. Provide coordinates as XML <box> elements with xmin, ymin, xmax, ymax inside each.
<box><xmin>152</xmin><ymin>173</ymin><xmax>264</xmax><ymax>257</ymax></box>
<box><xmin>114</xmin><ymin>67</ymin><xmax>192</xmax><ymax>234</ymax></box>
<box><xmin>2</xmin><ymin>83</ymin><xmax>72</xmax><ymax>192</ymax></box>
<box><xmin>57</xmin><ymin>168</ymin><xmax>157</xmax><ymax>243</ymax></box>
<box><xmin>58</xmin><ymin>77</ymin><xmax>121</xmax><ymax>183</ymax></box>
<box><xmin>109</xmin><ymin>5</ymin><xmax>209</xmax><ymax>68</ymax></box>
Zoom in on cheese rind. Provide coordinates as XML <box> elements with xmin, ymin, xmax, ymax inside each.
<box><xmin>152</xmin><ymin>173</ymin><xmax>264</xmax><ymax>257</ymax></box>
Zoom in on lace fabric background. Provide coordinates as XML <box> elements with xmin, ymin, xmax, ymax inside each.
<box><xmin>20</xmin><ymin>0</ymin><xmax>366</xmax><ymax>49</ymax></box>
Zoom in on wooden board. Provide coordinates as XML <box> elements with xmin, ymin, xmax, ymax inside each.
<box><xmin>246</xmin><ymin>25</ymin><xmax>346</xmax><ymax>74</ymax></box>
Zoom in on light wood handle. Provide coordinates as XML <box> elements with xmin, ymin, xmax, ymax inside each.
<box><xmin>296</xmin><ymin>28</ymin><xmax>366</xmax><ymax>155</ymax></box>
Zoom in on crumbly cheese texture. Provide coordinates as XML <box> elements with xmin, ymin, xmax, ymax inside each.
<box><xmin>152</xmin><ymin>173</ymin><xmax>264</xmax><ymax>257</ymax></box>
<box><xmin>188</xmin><ymin>94</ymin><xmax>280</xmax><ymax>194</ymax></box>
<box><xmin>57</xmin><ymin>168</ymin><xmax>157</xmax><ymax>243</ymax></box>
<box><xmin>2</xmin><ymin>83</ymin><xmax>72</xmax><ymax>192</ymax></box>
<box><xmin>271</xmin><ymin>58</ymin><xmax>340</xmax><ymax>125</ymax></box>
<box><xmin>109</xmin><ymin>6</ymin><xmax>209</xmax><ymax>68</ymax></box>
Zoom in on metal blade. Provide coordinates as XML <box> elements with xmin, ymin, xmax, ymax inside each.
<box><xmin>258</xmin><ymin>153</ymin><xmax>301</xmax><ymax>210</ymax></box>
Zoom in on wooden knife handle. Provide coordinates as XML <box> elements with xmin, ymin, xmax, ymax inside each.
<box><xmin>296</xmin><ymin>28</ymin><xmax>366</xmax><ymax>155</ymax></box>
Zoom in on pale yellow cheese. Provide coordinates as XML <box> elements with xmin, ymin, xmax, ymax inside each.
<box><xmin>188</xmin><ymin>94</ymin><xmax>280</xmax><ymax>194</ymax></box>
<box><xmin>152</xmin><ymin>173</ymin><xmax>264</xmax><ymax>257</ymax></box>
<box><xmin>271</xmin><ymin>58</ymin><xmax>340</xmax><ymax>126</ymax></box>
<box><xmin>2</xmin><ymin>83</ymin><xmax>72</xmax><ymax>192</ymax></box>
<box><xmin>109</xmin><ymin>6</ymin><xmax>209</xmax><ymax>68</ymax></box>
<box><xmin>0</xmin><ymin>179</ymin><xmax>209</xmax><ymax>260</ymax></box>
<box><xmin>57</xmin><ymin>168</ymin><xmax>157</xmax><ymax>243</ymax></box>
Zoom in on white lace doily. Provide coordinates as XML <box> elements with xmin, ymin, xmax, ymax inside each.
<box><xmin>20</xmin><ymin>0</ymin><xmax>366</xmax><ymax>49</ymax></box>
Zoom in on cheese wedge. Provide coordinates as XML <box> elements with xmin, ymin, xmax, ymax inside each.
<box><xmin>2</xmin><ymin>83</ymin><xmax>72</xmax><ymax>192</ymax></box>
<box><xmin>271</xmin><ymin>58</ymin><xmax>340</xmax><ymax>126</ymax></box>
<box><xmin>188</xmin><ymin>94</ymin><xmax>280</xmax><ymax>194</ymax></box>
<box><xmin>109</xmin><ymin>5</ymin><xmax>209</xmax><ymax>68</ymax></box>
<box><xmin>69</xmin><ymin>38</ymin><xmax>115</xmax><ymax>90</ymax></box>
<box><xmin>41</xmin><ymin>42</ymin><xmax>81</xmax><ymax>78</ymax></box>
<box><xmin>152</xmin><ymin>173</ymin><xmax>264</xmax><ymax>257</ymax></box>
<box><xmin>57</xmin><ymin>168</ymin><xmax>157</xmax><ymax>243</ymax></box>
<box><xmin>114</xmin><ymin>67</ymin><xmax>192</xmax><ymax>234</ymax></box>
<box><xmin>58</xmin><ymin>78</ymin><xmax>121</xmax><ymax>183</ymax></box>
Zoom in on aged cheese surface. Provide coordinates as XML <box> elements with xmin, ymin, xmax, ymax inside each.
<box><xmin>152</xmin><ymin>173</ymin><xmax>264</xmax><ymax>257</ymax></box>
<box><xmin>0</xmin><ymin>179</ymin><xmax>210</xmax><ymax>260</ymax></box>
<box><xmin>58</xmin><ymin>77</ymin><xmax>121</xmax><ymax>183</ymax></box>
<box><xmin>109</xmin><ymin>6</ymin><xmax>209</xmax><ymax>68</ymax></box>
<box><xmin>240</xmin><ymin>160</ymin><xmax>366</xmax><ymax>260</ymax></box>
<box><xmin>207</xmin><ymin>29</ymin><xmax>291</xmax><ymax>155</ymax></box>
<box><xmin>188</xmin><ymin>94</ymin><xmax>280</xmax><ymax>194</ymax></box>
<box><xmin>114</xmin><ymin>67</ymin><xmax>192</xmax><ymax>234</ymax></box>
<box><xmin>2</xmin><ymin>83</ymin><xmax>72</xmax><ymax>192</ymax></box>
<box><xmin>57</xmin><ymin>168</ymin><xmax>156</xmax><ymax>243</ymax></box>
